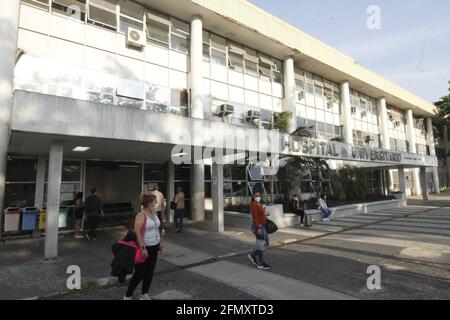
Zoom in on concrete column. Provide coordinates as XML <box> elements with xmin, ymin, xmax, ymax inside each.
<box><xmin>420</xmin><ymin>167</ymin><xmax>429</xmax><ymax>200</ymax></box>
<box><xmin>406</xmin><ymin>109</ymin><xmax>421</xmax><ymax>195</ymax></box>
<box><xmin>339</xmin><ymin>81</ymin><xmax>353</xmax><ymax>144</ymax></box>
<box><xmin>377</xmin><ymin>98</ymin><xmax>390</xmax><ymax>150</ymax></box>
<box><xmin>45</xmin><ymin>143</ymin><xmax>64</xmax><ymax>259</ymax></box>
<box><xmin>190</xmin><ymin>16</ymin><xmax>203</xmax><ymax>119</ymax></box>
<box><xmin>212</xmin><ymin>163</ymin><xmax>224</xmax><ymax>232</ymax></box>
<box><xmin>444</xmin><ymin>125</ymin><xmax>450</xmax><ymax>185</ymax></box>
<box><xmin>283</xmin><ymin>57</ymin><xmax>297</xmax><ymax>134</ymax></box>
<box><xmin>0</xmin><ymin>0</ymin><xmax>21</xmax><ymax>237</ymax></box>
<box><xmin>34</xmin><ymin>157</ymin><xmax>46</xmax><ymax>209</ymax></box>
<box><xmin>398</xmin><ymin>167</ymin><xmax>406</xmax><ymax>194</ymax></box>
<box><xmin>191</xmin><ymin>164</ymin><xmax>205</xmax><ymax>221</ymax></box>
<box><xmin>166</xmin><ymin>161</ymin><xmax>175</xmax><ymax>223</ymax></box>
<box><xmin>426</xmin><ymin>118</ymin><xmax>440</xmax><ymax>193</ymax></box>
<box><xmin>377</xmin><ymin>98</ymin><xmax>394</xmax><ymax>190</ymax></box>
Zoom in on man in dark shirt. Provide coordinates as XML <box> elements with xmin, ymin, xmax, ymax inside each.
<box><xmin>84</xmin><ymin>188</ymin><xmax>104</xmax><ymax>241</ymax></box>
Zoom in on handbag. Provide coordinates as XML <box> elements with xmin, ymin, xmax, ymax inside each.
<box><xmin>127</xmin><ymin>214</ymin><xmax>148</xmax><ymax>264</ymax></box>
<box><xmin>265</xmin><ymin>219</ymin><xmax>278</xmax><ymax>234</ymax></box>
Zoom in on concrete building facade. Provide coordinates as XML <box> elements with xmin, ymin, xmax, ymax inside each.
<box><xmin>0</xmin><ymin>0</ymin><xmax>441</xmax><ymax>257</ymax></box>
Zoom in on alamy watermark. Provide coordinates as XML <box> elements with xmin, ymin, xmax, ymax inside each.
<box><xmin>366</xmin><ymin>265</ymin><xmax>382</xmax><ymax>290</ymax></box>
<box><xmin>66</xmin><ymin>265</ymin><xmax>81</xmax><ymax>290</ymax></box>
<box><xmin>367</xmin><ymin>5</ymin><xmax>381</xmax><ymax>30</ymax></box>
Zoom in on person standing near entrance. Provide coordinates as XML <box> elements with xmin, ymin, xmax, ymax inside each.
<box><xmin>248</xmin><ymin>192</ymin><xmax>271</xmax><ymax>270</ymax></box>
<box><xmin>152</xmin><ymin>184</ymin><xmax>166</xmax><ymax>235</ymax></box>
<box><xmin>173</xmin><ymin>187</ymin><xmax>185</xmax><ymax>233</ymax></box>
<box><xmin>124</xmin><ymin>193</ymin><xmax>162</xmax><ymax>300</ymax></box>
<box><xmin>73</xmin><ymin>192</ymin><xmax>84</xmax><ymax>239</ymax></box>
<box><xmin>318</xmin><ymin>193</ymin><xmax>332</xmax><ymax>222</ymax></box>
<box><xmin>84</xmin><ymin>188</ymin><xmax>104</xmax><ymax>241</ymax></box>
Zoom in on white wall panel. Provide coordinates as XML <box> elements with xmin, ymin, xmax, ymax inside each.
<box><xmin>169</xmin><ymin>69</ymin><xmax>187</xmax><ymax>89</ymax></box>
<box><xmin>117</xmin><ymin>55</ymin><xmax>144</xmax><ymax>81</ymax></box>
<box><xmin>229</xmin><ymin>86</ymin><xmax>244</xmax><ymax>104</ymax></box>
<box><xmin>211</xmin><ymin>81</ymin><xmax>228</xmax><ymax>101</ymax></box>
<box><xmin>48</xmin><ymin>37</ymin><xmax>84</xmax><ymax>66</ymax></box>
<box><xmin>259</xmin><ymin>94</ymin><xmax>272</xmax><ymax>110</ymax></box>
<box><xmin>258</xmin><ymin>79</ymin><xmax>272</xmax><ymax>95</ymax></box>
<box><xmin>85</xmin><ymin>47</ymin><xmax>116</xmax><ymax>74</ymax></box>
<box><xmin>19</xmin><ymin>4</ymin><xmax>49</xmax><ymax>34</ymax></box>
<box><xmin>145</xmin><ymin>63</ymin><xmax>169</xmax><ymax>86</ymax></box>
<box><xmin>272</xmin><ymin>82</ymin><xmax>283</xmax><ymax>98</ymax></box>
<box><xmin>169</xmin><ymin>50</ymin><xmax>189</xmax><ymax>72</ymax></box>
<box><xmin>17</xmin><ymin>29</ymin><xmax>49</xmax><ymax>59</ymax></box>
<box><xmin>245</xmin><ymin>90</ymin><xmax>258</xmax><ymax>107</ymax></box>
<box><xmin>202</xmin><ymin>61</ymin><xmax>211</xmax><ymax>78</ymax></box>
<box><xmin>50</xmin><ymin>14</ymin><xmax>84</xmax><ymax>44</ymax></box>
<box><xmin>210</xmin><ymin>64</ymin><xmax>227</xmax><ymax>83</ymax></box>
<box><xmin>85</xmin><ymin>25</ymin><xmax>117</xmax><ymax>53</ymax></box>
<box><xmin>145</xmin><ymin>44</ymin><xmax>169</xmax><ymax>67</ymax></box>
<box><xmin>273</xmin><ymin>98</ymin><xmax>282</xmax><ymax>113</ymax></box>
<box><xmin>228</xmin><ymin>70</ymin><xmax>244</xmax><ymax>87</ymax></box>
<box><xmin>244</xmin><ymin>74</ymin><xmax>258</xmax><ymax>91</ymax></box>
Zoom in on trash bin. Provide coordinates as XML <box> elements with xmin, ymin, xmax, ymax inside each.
<box><xmin>39</xmin><ymin>207</ymin><xmax>46</xmax><ymax>230</ymax></box>
<box><xmin>22</xmin><ymin>207</ymin><xmax>39</xmax><ymax>231</ymax></box>
<box><xmin>59</xmin><ymin>206</ymin><xmax>69</xmax><ymax>228</ymax></box>
<box><xmin>4</xmin><ymin>207</ymin><xmax>22</xmax><ymax>232</ymax></box>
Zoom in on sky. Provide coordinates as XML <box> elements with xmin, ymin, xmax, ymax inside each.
<box><xmin>249</xmin><ymin>0</ymin><xmax>450</xmax><ymax>102</ymax></box>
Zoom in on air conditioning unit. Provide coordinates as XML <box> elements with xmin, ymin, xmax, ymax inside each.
<box><xmin>218</xmin><ymin>104</ymin><xmax>234</xmax><ymax>116</ymax></box>
<box><xmin>297</xmin><ymin>91</ymin><xmax>305</xmax><ymax>101</ymax></box>
<box><xmin>389</xmin><ymin>114</ymin><xmax>394</xmax><ymax>121</ymax></box>
<box><xmin>351</xmin><ymin>106</ymin><xmax>357</xmax><ymax>114</ymax></box>
<box><xmin>126</xmin><ymin>27</ymin><xmax>146</xmax><ymax>48</ymax></box>
<box><xmin>394</xmin><ymin>120</ymin><xmax>401</xmax><ymax>127</ymax></box>
<box><xmin>361</xmin><ymin>111</ymin><xmax>367</xmax><ymax>118</ymax></box>
<box><xmin>246</xmin><ymin>109</ymin><xmax>261</xmax><ymax>121</ymax></box>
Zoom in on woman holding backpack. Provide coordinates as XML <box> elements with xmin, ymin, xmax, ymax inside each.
<box><xmin>123</xmin><ymin>193</ymin><xmax>163</xmax><ymax>300</ymax></box>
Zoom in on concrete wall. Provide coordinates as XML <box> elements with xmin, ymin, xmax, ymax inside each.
<box><xmin>220</xmin><ymin>199</ymin><xmax>404</xmax><ymax>229</ymax></box>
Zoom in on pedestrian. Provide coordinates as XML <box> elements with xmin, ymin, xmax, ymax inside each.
<box><xmin>318</xmin><ymin>193</ymin><xmax>332</xmax><ymax>222</ymax></box>
<box><xmin>291</xmin><ymin>194</ymin><xmax>306</xmax><ymax>226</ymax></box>
<box><xmin>123</xmin><ymin>193</ymin><xmax>163</xmax><ymax>300</ymax></box>
<box><xmin>248</xmin><ymin>192</ymin><xmax>271</xmax><ymax>270</ymax></box>
<box><xmin>152</xmin><ymin>184</ymin><xmax>166</xmax><ymax>235</ymax></box>
<box><xmin>173</xmin><ymin>186</ymin><xmax>185</xmax><ymax>233</ymax></box>
<box><xmin>73</xmin><ymin>192</ymin><xmax>84</xmax><ymax>239</ymax></box>
<box><xmin>84</xmin><ymin>188</ymin><xmax>104</xmax><ymax>241</ymax></box>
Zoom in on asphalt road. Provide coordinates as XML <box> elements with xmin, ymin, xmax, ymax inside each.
<box><xmin>49</xmin><ymin>200</ymin><xmax>450</xmax><ymax>300</ymax></box>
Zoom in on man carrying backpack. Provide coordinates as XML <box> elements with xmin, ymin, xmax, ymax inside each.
<box><xmin>84</xmin><ymin>188</ymin><xmax>104</xmax><ymax>241</ymax></box>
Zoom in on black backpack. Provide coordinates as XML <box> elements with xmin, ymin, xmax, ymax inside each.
<box><xmin>84</xmin><ymin>196</ymin><xmax>96</xmax><ymax>213</ymax></box>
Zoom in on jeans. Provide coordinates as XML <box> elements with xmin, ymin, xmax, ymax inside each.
<box><xmin>157</xmin><ymin>211</ymin><xmax>164</xmax><ymax>231</ymax></box>
<box><xmin>174</xmin><ymin>209</ymin><xmax>184</xmax><ymax>230</ymax></box>
<box><xmin>321</xmin><ymin>208</ymin><xmax>332</xmax><ymax>219</ymax></box>
<box><xmin>85</xmin><ymin>215</ymin><xmax>98</xmax><ymax>238</ymax></box>
<box><xmin>126</xmin><ymin>244</ymin><xmax>159</xmax><ymax>297</ymax></box>
<box><xmin>250</xmin><ymin>224</ymin><xmax>269</xmax><ymax>265</ymax></box>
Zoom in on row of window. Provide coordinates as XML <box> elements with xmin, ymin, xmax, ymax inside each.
<box><xmin>353</xmin><ymin>130</ymin><xmax>381</xmax><ymax>148</ymax></box>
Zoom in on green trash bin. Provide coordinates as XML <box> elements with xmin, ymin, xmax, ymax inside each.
<box><xmin>59</xmin><ymin>206</ymin><xmax>69</xmax><ymax>229</ymax></box>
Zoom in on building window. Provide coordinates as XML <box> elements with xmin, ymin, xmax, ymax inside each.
<box><xmin>146</xmin><ymin>11</ymin><xmax>170</xmax><ymax>47</ymax></box>
<box><xmin>228</xmin><ymin>42</ymin><xmax>244</xmax><ymax>72</ymax></box>
<box><xmin>210</xmin><ymin>34</ymin><xmax>227</xmax><ymax>66</ymax></box>
<box><xmin>51</xmin><ymin>0</ymin><xmax>87</xmax><ymax>22</ymax></box>
<box><xmin>170</xmin><ymin>89</ymin><xmax>189</xmax><ymax>116</ymax></box>
<box><xmin>88</xmin><ymin>0</ymin><xmax>118</xmax><ymax>31</ymax></box>
<box><xmin>117</xmin><ymin>96</ymin><xmax>143</xmax><ymax>109</ymax></box>
<box><xmin>145</xmin><ymin>84</ymin><xmax>169</xmax><ymax>113</ymax></box>
<box><xmin>170</xmin><ymin>18</ymin><xmax>189</xmax><ymax>54</ymax></box>
<box><xmin>22</xmin><ymin>0</ymin><xmax>50</xmax><ymax>10</ymax></box>
<box><xmin>244</xmin><ymin>48</ymin><xmax>258</xmax><ymax>76</ymax></box>
<box><xmin>119</xmin><ymin>0</ymin><xmax>144</xmax><ymax>33</ymax></box>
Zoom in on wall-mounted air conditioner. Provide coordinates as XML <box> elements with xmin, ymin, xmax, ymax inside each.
<box><xmin>351</xmin><ymin>106</ymin><xmax>357</xmax><ymax>114</ymax></box>
<box><xmin>246</xmin><ymin>109</ymin><xmax>261</xmax><ymax>121</ymax></box>
<box><xmin>127</xmin><ymin>27</ymin><xmax>146</xmax><ymax>48</ymax></box>
<box><xmin>218</xmin><ymin>104</ymin><xmax>234</xmax><ymax>116</ymax></box>
<box><xmin>394</xmin><ymin>120</ymin><xmax>401</xmax><ymax>127</ymax></box>
<box><xmin>326</xmin><ymin>100</ymin><xmax>333</xmax><ymax>109</ymax></box>
<box><xmin>297</xmin><ymin>91</ymin><xmax>305</xmax><ymax>101</ymax></box>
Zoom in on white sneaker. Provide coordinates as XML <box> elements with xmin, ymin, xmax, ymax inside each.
<box><xmin>139</xmin><ymin>293</ymin><xmax>151</xmax><ymax>300</ymax></box>
<box><xmin>322</xmin><ymin>218</ymin><xmax>328</xmax><ymax>222</ymax></box>
<box><xmin>123</xmin><ymin>296</ymin><xmax>133</xmax><ymax>300</ymax></box>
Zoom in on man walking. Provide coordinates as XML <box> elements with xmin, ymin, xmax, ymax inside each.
<box><xmin>84</xmin><ymin>188</ymin><xmax>104</xmax><ymax>241</ymax></box>
<box><xmin>152</xmin><ymin>184</ymin><xmax>166</xmax><ymax>235</ymax></box>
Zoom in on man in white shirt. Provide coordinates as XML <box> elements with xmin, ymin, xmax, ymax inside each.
<box><xmin>152</xmin><ymin>184</ymin><xmax>166</xmax><ymax>235</ymax></box>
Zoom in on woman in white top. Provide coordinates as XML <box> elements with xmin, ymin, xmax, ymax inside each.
<box><xmin>318</xmin><ymin>193</ymin><xmax>332</xmax><ymax>222</ymax></box>
<box><xmin>124</xmin><ymin>193</ymin><xmax>163</xmax><ymax>300</ymax></box>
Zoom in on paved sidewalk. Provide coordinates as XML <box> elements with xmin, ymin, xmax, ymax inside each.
<box><xmin>0</xmin><ymin>198</ymin><xmax>447</xmax><ymax>300</ymax></box>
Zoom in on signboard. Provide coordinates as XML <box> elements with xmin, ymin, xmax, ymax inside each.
<box><xmin>281</xmin><ymin>135</ymin><xmax>438</xmax><ymax>167</ymax></box>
